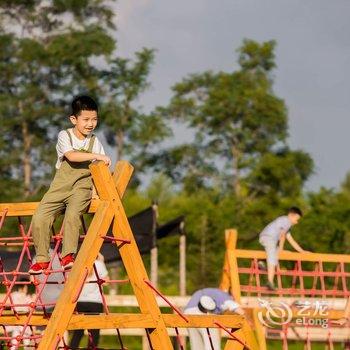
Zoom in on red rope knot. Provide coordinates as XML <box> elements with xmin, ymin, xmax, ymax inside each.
<box><xmin>97</xmin><ymin>278</ymin><xmax>105</xmax><ymax>286</ymax></box>
<box><xmin>29</xmin><ymin>302</ymin><xmax>36</xmax><ymax>309</ymax></box>
<box><xmin>2</xmin><ymin>281</ymin><xmax>10</xmax><ymax>287</ymax></box>
<box><xmin>53</xmin><ymin>234</ymin><xmax>62</xmax><ymax>241</ymax></box>
<box><xmin>12</xmin><ymin>270</ymin><xmax>18</xmax><ymax>276</ymax></box>
<box><xmin>32</xmin><ymin>279</ymin><xmax>40</xmax><ymax>286</ymax></box>
<box><xmin>15</xmin><ymin>335</ymin><xmax>22</xmax><ymax>342</ymax></box>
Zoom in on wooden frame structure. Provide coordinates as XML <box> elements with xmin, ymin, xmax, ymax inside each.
<box><xmin>0</xmin><ymin>162</ymin><xmax>259</xmax><ymax>350</ymax></box>
<box><xmin>220</xmin><ymin>229</ymin><xmax>350</xmax><ymax>349</ymax></box>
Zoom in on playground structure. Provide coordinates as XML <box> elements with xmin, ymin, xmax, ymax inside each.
<box><xmin>0</xmin><ymin>161</ymin><xmax>259</xmax><ymax>350</ymax></box>
<box><xmin>220</xmin><ymin>229</ymin><xmax>350</xmax><ymax>349</ymax></box>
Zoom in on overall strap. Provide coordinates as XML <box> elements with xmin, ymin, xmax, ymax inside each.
<box><xmin>66</xmin><ymin>129</ymin><xmax>73</xmax><ymax>147</ymax></box>
<box><xmin>87</xmin><ymin>134</ymin><xmax>96</xmax><ymax>153</ymax></box>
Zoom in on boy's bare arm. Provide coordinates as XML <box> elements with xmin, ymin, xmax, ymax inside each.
<box><xmin>278</xmin><ymin>231</ymin><xmax>286</xmax><ymax>251</ymax></box>
<box><xmin>286</xmin><ymin>234</ymin><xmax>307</xmax><ymax>253</ymax></box>
<box><xmin>64</xmin><ymin>151</ymin><xmax>111</xmax><ymax>165</ymax></box>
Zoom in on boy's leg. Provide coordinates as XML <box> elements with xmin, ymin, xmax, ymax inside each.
<box><xmin>61</xmin><ymin>188</ymin><xmax>91</xmax><ymax>258</ymax></box>
<box><xmin>261</xmin><ymin>240</ymin><xmax>278</xmax><ymax>286</ymax></box>
<box><xmin>32</xmin><ymin>200</ymin><xmax>65</xmax><ymax>262</ymax></box>
<box><xmin>267</xmin><ymin>263</ymin><xmax>276</xmax><ymax>285</ymax></box>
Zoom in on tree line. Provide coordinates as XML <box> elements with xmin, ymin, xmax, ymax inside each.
<box><xmin>1</xmin><ymin>0</ymin><xmax>349</xmax><ymax>292</ymax></box>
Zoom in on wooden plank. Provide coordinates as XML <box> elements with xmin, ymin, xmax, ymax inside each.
<box><xmin>112</xmin><ymin>161</ymin><xmax>134</xmax><ymax>197</ymax></box>
<box><xmin>91</xmin><ymin>162</ymin><xmax>173</xmax><ymax>349</ymax></box>
<box><xmin>252</xmin><ymin>308</ymin><xmax>267</xmax><ymax>350</ymax></box>
<box><xmin>225</xmin><ymin>230</ymin><xmax>242</xmax><ymax>303</ymax></box>
<box><xmin>220</xmin><ymin>229</ymin><xmax>238</xmax><ymax>292</ymax></box>
<box><xmin>220</xmin><ymin>250</ymin><xmax>231</xmax><ymax>292</ymax></box>
<box><xmin>240</xmin><ymin>320</ymin><xmax>260</xmax><ymax>350</ymax></box>
<box><xmin>163</xmin><ymin>314</ymin><xmax>244</xmax><ymax>328</ymax></box>
<box><xmin>234</xmin><ymin>249</ymin><xmax>350</xmax><ymax>263</ymax></box>
<box><xmin>68</xmin><ymin>314</ymin><xmax>245</xmax><ymax>329</ymax></box>
<box><xmin>0</xmin><ymin>313</ymin><xmax>244</xmax><ymax>329</ymax></box>
<box><xmin>179</xmin><ymin>234</ymin><xmax>186</xmax><ymax>296</ymax></box>
<box><xmin>38</xmin><ymin>201</ymin><xmax>115</xmax><ymax>349</ymax></box>
<box><xmin>0</xmin><ymin>200</ymin><xmax>100</xmax><ymax>216</ymax></box>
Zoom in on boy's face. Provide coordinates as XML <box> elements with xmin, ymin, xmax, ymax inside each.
<box><xmin>289</xmin><ymin>213</ymin><xmax>301</xmax><ymax>225</ymax></box>
<box><xmin>70</xmin><ymin>110</ymin><xmax>98</xmax><ymax>137</ymax></box>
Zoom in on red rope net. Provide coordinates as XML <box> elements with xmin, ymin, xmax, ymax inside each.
<box><xmin>0</xmin><ymin>209</ymin><xmax>133</xmax><ymax>350</ymax></box>
<box><xmin>0</xmin><ymin>209</ymin><xmax>245</xmax><ymax>350</ymax></box>
<box><xmin>231</xmin><ymin>251</ymin><xmax>350</xmax><ymax>348</ymax></box>
<box><xmin>234</xmin><ymin>255</ymin><xmax>350</xmax><ymax>298</ymax></box>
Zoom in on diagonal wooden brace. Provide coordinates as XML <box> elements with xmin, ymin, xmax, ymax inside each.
<box><xmin>38</xmin><ymin>161</ymin><xmax>138</xmax><ymax>349</ymax></box>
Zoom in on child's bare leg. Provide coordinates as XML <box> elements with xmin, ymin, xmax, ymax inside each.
<box><xmin>267</xmin><ymin>263</ymin><xmax>275</xmax><ymax>284</ymax></box>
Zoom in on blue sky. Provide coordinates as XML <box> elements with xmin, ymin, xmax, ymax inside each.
<box><xmin>106</xmin><ymin>0</ymin><xmax>350</xmax><ymax>191</ymax></box>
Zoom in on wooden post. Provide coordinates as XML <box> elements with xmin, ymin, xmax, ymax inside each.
<box><xmin>179</xmin><ymin>232</ymin><xmax>186</xmax><ymax>296</ymax></box>
<box><xmin>252</xmin><ymin>308</ymin><xmax>267</xmax><ymax>350</ymax></box>
<box><xmin>220</xmin><ymin>229</ymin><xmax>241</xmax><ymax>302</ymax></box>
<box><xmin>150</xmin><ymin>203</ymin><xmax>158</xmax><ymax>287</ymax></box>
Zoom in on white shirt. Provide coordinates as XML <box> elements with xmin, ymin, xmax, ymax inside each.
<box><xmin>55</xmin><ymin>129</ymin><xmax>105</xmax><ymax>169</ymax></box>
<box><xmin>259</xmin><ymin>215</ymin><xmax>292</xmax><ymax>244</ymax></box>
<box><xmin>78</xmin><ymin>260</ymin><xmax>109</xmax><ymax>303</ymax></box>
<box><xmin>10</xmin><ymin>291</ymin><xmax>32</xmax><ymax>313</ymax></box>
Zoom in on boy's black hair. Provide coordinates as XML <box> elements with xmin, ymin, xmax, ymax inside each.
<box><xmin>71</xmin><ymin>95</ymin><xmax>98</xmax><ymax>117</ymax></box>
<box><xmin>288</xmin><ymin>206</ymin><xmax>303</xmax><ymax>217</ymax></box>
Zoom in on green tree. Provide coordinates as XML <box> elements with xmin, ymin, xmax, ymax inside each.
<box><xmin>0</xmin><ymin>0</ymin><xmax>115</xmax><ymax>199</ymax></box>
<box><xmin>155</xmin><ymin>40</ymin><xmax>292</xmax><ymax>196</ymax></box>
<box><xmin>100</xmin><ymin>48</ymin><xmax>171</xmax><ymax>168</ymax></box>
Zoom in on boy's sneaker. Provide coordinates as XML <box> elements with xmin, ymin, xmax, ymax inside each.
<box><xmin>266</xmin><ymin>281</ymin><xmax>276</xmax><ymax>291</ymax></box>
<box><xmin>61</xmin><ymin>254</ymin><xmax>75</xmax><ymax>270</ymax></box>
<box><xmin>29</xmin><ymin>262</ymin><xmax>50</xmax><ymax>275</ymax></box>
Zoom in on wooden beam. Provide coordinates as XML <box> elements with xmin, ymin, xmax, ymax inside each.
<box><xmin>91</xmin><ymin>162</ymin><xmax>173</xmax><ymax>349</ymax></box>
<box><xmin>179</xmin><ymin>234</ymin><xmax>186</xmax><ymax>296</ymax></box>
<box><xmin>0</xmin><ymin>200</ymin><xmax>100</xmax><ymax>217</ymax></box>
<box><xmin>222</xmin><ymin>229</ymin><xmax>242</xmax><ymax>303</ymax></box>
<box><xmin>252</xmin><ymin>308</ymin><xmax>267</xmax><ymax>350</ymax></box>
<box><xmin>38</xmin><ymin>201</ymin><xmax>115</xmax><ymax>349</ymax></box>
<box><xmin>112</xmin><ymin>160</ymin><xmax>134</xmax><ymax>197</ymax></box>
<box><xmin>0</xmin><ymin>313</ymin><xmax>245</xmax><ymax>329</ymax></box>
<box><xmin>234</xmin><ymin>249</ymin><xmax>350</xmax><ymax>263</ymax></box>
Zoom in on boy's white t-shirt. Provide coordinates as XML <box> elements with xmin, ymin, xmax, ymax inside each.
<box><xmin>55</xmin><ymin>128</ymin><xmax>105</xmax><ymax>169</ymax></box>
<box><xmin>78</xmin><ymin>259</ymin><xmax>109</xmax><ymax>304</ymax></box>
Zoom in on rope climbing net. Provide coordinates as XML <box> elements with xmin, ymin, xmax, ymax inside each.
<box><xmin>221</xmin><ymin>229</ymin><xmax>350</xmax><ymax>349</ymax></box>
<box><xmin>0</xmin><ymin>162</ymin><xmax>258</xmax><ymax>350</ymax></box>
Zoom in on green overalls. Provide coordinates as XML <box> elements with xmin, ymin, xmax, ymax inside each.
<box><xmin>32</xmin><ymin>130</ymin><xmax>96</xmax><ymax>262</ymax></box>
